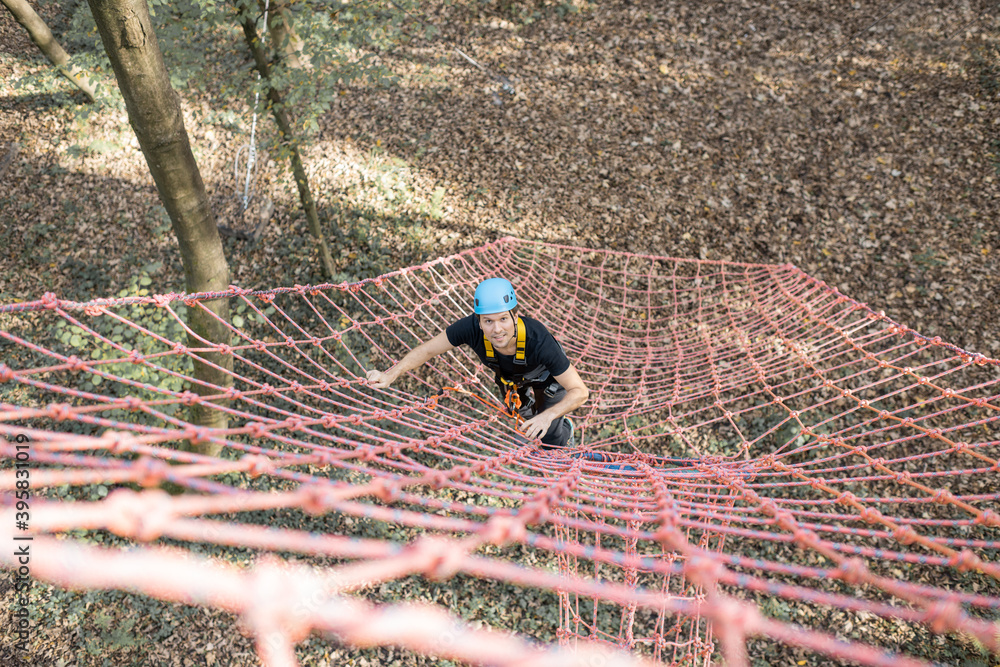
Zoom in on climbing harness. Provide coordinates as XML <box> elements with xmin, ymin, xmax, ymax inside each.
<box><xmin>482</xmin><ymin>315</ymin><xmax>529</xmax><ymax>412</ymax></box>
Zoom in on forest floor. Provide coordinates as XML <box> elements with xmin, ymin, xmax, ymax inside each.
<box><xmin>1</xmin><ymin>0</ymin><xmax>999</xmax><ymax>666</ymax></box>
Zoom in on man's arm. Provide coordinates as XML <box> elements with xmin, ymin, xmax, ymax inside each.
<box><xmin>365</xmin><ymin>331</ymin><xmax>455</xmax><ymax>389</ymax></box>
<box><xmin>520</xmin><ymin>364</ymin><xmax>590</xmax><ymax>441</ymax></box>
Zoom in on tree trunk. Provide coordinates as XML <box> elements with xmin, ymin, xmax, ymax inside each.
<box><xmin>2</xmin><ymin>0</ymin><xmax>98</xmax><ymax>102</ymax></box>
<box><xmin>87</xmin><ymin>0</ymin><xmax>232</xmax><ymax>454</ymax></box>
<box><xmin>239</xmin><ymin>5</ymin><xmax>337</xmax><ymax>278</ymax></box>
<box><xmin>264</xmin><ymin>0</ymin><xmax>310</xmax><ymax>71</ymax></box>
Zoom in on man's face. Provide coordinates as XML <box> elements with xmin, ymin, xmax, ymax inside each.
<box><xmin>479</xmin><ymin>312</ymin><xmax>515</xmax><ymax>349</ymax></box>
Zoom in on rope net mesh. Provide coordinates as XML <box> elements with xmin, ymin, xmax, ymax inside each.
<box><xmin>2</xmin><ymin>237</ymin><xmax>999</xmax><ymax>666</ymax></box>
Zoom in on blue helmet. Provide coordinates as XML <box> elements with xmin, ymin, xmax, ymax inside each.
<box><xmin>474</xmin><ymin>278</ymin><xmax>518</xmax><ymax>315</ymax></box>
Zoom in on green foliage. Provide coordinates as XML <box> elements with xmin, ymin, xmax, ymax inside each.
<box><xmin>51</xmin><ymin>272</ymin><xmax>192</xmax><ymax>422</ymax></box>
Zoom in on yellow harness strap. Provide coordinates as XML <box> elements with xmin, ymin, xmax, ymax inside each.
<box><xmin>483</xmin><ymin>316</ymin><xmax>526</xmax><ymax>411</ymax></box>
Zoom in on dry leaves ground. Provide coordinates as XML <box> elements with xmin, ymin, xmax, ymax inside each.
<box><xmin>1</xmin><ymin>0</ymin><xmax>999</xmax><ymax>665</ymax></box>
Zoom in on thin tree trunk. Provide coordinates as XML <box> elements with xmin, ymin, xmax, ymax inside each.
<box><xmin>87</xmin><ymin>0</ymin><xmax>232</xmax><ymax>454</ymax></box>
<box><xmin>2</xmin><ymin>0</ymin><xmax>98</xmax><ymax>102</ymax></box>
<box><xmin>239</xmin><ymin>7</ymin><xmax>337</xmax><ymax>279</ymax></box>
<box><xmin>264</xmin><ymin>0</ymin><xmax>310</xmax><ymax>71</ymax></box>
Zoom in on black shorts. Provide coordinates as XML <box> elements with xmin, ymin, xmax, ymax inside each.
<box><xmin>510</xmin><ymin>381</ymin><xmax>573</xmax><ymax>449</ymax></box>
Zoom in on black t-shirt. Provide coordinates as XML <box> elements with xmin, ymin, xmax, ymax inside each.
<box><xmin>446</xmin><ymin>314</ymin><xmax>571</xmax><ymax>381</ymax></box>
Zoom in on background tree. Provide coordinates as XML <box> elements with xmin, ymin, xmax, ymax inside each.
<box><xmin>264</xmin><ymin>0</ymin><xmax>309</xmax><ymax>71</ymax></box>
<box><xmin>2</xmin><ymin>0</ymin><xmax>98</xmax><ymax>101</ymax></box>
<box><xmin>86</xmin><ymin>0</ymin><xmax>233</xmax><ymax>451</ymax></box>
<box><xmin>238</xmin><ymin>0</ymin><xmax>336</xmax><ymax>278</ymax></box>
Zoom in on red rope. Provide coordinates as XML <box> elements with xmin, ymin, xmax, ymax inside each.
<box><xmin>2</xmin><ymin>237</ymin><xmax>999</xmax><ymax>666</ymax></box>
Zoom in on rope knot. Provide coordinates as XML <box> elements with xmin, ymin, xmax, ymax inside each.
<box><xmin>975</xmin><ymin>510</ymin><xmax>1000</xmax><ymax>527</ymax></box>
<box><xmin>243</xmin><ymin>454</ymin><xmax>274</xmax><ymax>478</ymax></box>
<box><xmin>775</xmin><ymin>511</ymin><xmax>798</xmax><ymax>532</ymax></box>
<box><xmin>893</xmin><ymin>524</ymin><xmax>919</xmax><ymax>545</ymax></box>
<box><xmin>859</xmin><ymin>507</ymin><xmax>883</xmax><ymax>524</ymax></box>
<box><xmin>414</xmin><ymin>537</ymin><xmax>465</xmax><ymax>581</ymax></box>
<box><xmin>246</xmin><ymin>421</ymin><xmax>268</xmax><ymax>438</ymax></box>
<box><xmin>100</xmin><ymin>430</ymin><xmax>135</xmax><ymax>453</ymax></box>
<box><xmin>757</xmin><ymin>499</ymin><xmax>778</xmax><ymax>516</ymax></box>
<box><xmin>243</xmin><ymin>557</ymin><xmax>314</xmax><ymax>644</ymax></box>
<box><xmin>183</xmin><ymin>426</ymin><xmax>210</xmax><ymax>445</ymax></box>
<box><xmin>371</xmin><ymin>478</ymin><xmax>399</xmax><ymax>502</ymax></box>
<box><xmin>792</xmin><ymin>528</ymin><xmax>819</xmax><ymax>547</ymax></box>
<box><xmin>65</xmin><ymin>355</ymin><xmax>86</xmax><ymax>372</ymax></box>
<box><xmin>134</xmin><ymin>455</ymin><xmax>167</xmax><ymax>486</ymax></box>
<box><xmin>519</xmin><ymin>501</ymin><xmax>549</xmax><ymax>525</ymax></box>
<box><xmin>838</xmin><ymin>557</ymin><xmax>868</xmax><ymax>585</ymax></box>
<box><xmin>483</xmin><ymin>515</ymin><xmax>524</xmax><ymax>546</ymax></box>
<box><xmin>925</xmin><ymin>598</ymin><xmax>962</xmax><ymax>634</ymax></box>
<box><xmin>47</xmin><ymin>403</ymin><xmax>73</xmax><ymax>421</ymax></box>
<box><xmin>948</xmin><ymin>549</ymin><xmax>980</xmax><ymax>573</ymax></box>
<box><xmin>301</xmin><ymin>485</ymin><xmax>333</xmax><ymax>514</ymax></box>
<box><xmin>932</xmin><ymin>489</ymin><xmax>953</xmax><ymax>504</ymax></box>
<box><xmin>836</xmin><ymin>491</ymin><xmax>857</xmax><ymax>506</ymax></box>
<box><xmin>106</xmin><ymin>489</ymin><xmax>174</xmax><ymax>541</ymax></box>
<box><xmin>40</xmin><ymin>292</ymin><xmax>58</xmax><ymax>309</ymax></box>
<box><xmin>683</xmin><ymin>556</ymin><xmax>723</xmax><ymax>588</ymax></box>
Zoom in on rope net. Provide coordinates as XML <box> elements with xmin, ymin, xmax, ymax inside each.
<box><xmin>2</xmin><ymin>237</ymin><xmax>999</xmax><ymax>666</ymax></box>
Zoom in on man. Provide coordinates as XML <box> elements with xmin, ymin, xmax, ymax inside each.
<box><xmin>365</xmin><ymin>278</ymin><xmax>589</xmax><ymax>448</ymax></box>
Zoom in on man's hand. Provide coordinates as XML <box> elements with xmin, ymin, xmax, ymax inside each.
<box><xmin>520</xmin><ymin>412</ymin><xmax>556</xmax><ymax>441</ymax></box>
<box><xmin>364</xmin><ymin>332</ymin><xmax>456</xmax><ymax>391</ymax></box>
<box><xmin>365</xmin><ymin>369</ymin><xmax>395</xmax><ymax>389</ymax></box>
